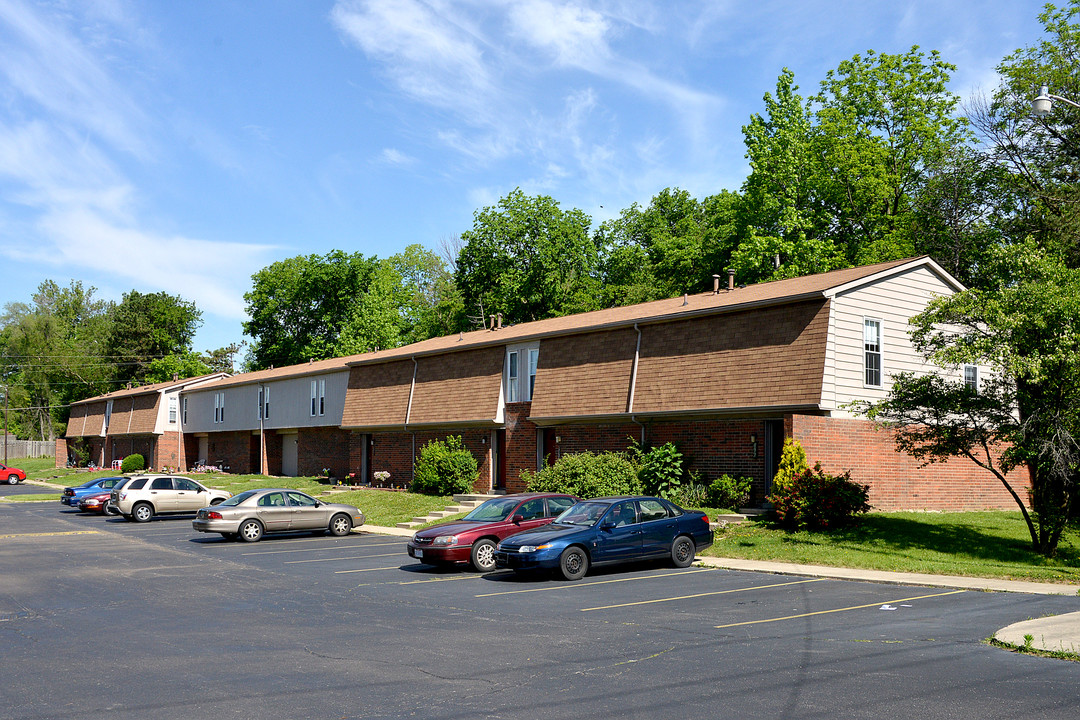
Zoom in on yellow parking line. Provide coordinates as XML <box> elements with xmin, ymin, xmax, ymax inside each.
<box><xmin>581</xmin><ymin>578</ymin><xmax>827</xmax><ymax>612</ymax></box>
<box><xmin>241</xmin><ymin>541</ymin><xmax>402</xmax><ymax>556</ymax></box>
<box><xmin>475</xmin><ymin>568</ymin><xmax>713</xmax><ymax>598</ymax></box>
<box><xmin>396</xmin><ymin>574</ymin><xmax>487</xmax><ymax>585</ymax></box>
<box><xmin>285</xmin><ymin>552</ymin><xmax>401</xmax><ymax>564</ymax></box>
<box><xmin>0</xmin><ymin>530</ymin><xmax>102</xmax><ymax>539</ymax></box>
<box><xmin>714</xmin><ymin>590</ymin><xmax>967</xmax><ymax>629</ymax></box>
<box><xmin>334</xmin><ymin>565</ymin><xmax>404</xmax><ymax>574</ymax></box>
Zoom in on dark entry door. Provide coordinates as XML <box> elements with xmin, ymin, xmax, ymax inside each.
<box><xmin>764</xmin><ymin>419</ymin><xmax>785</xmax><ymax>498</ymax></box>
<box><xmin>495</xmin><ymin>430</ymin><xmax>506</xmax><ymax>490</ymax></box>
<box><xmin>249</xmin><ymin>435</ymin><xmax>261</xmax><ymax>475</ymax></box>
<box><xmin>543</xmin><ymin>429</ymin><xmax>558</xmax><ymax>466</ymax></box>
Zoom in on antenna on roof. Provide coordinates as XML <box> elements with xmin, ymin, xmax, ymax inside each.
<box><xmin>458</xmin><ymin>332</ymin><xmax>463</xmax><ymax>341</ymax></box>
<box><xmin>682</xmin><ymin>293</ymin><xmax>688</xmax><ymax>306</ymax></box>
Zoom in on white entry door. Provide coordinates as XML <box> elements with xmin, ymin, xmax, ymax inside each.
<box><xmin>282</xmin><ymin>434</ymin><xmax>298</xmax><ymax>477</ymax></box>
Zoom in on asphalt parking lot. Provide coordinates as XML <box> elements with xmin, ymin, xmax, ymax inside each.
<box><xmin>4</xmin><ymin>500</ymin><xmax>1080</xmax><ymax>720</ymax></box>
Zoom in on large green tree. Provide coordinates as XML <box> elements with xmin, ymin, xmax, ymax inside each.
<box><xmin>105</xmin><ymin>291</ymin><xmax>202</xmax><ymax>385</ymax></box>
<box><xmin>456</xmin><ymin>189</ymin><xmax>599</xmax><ymax>326</ymax></box>
<box><xmin>243</xmin><ymin>251</ymin><xmax>379</xmax><ymax>369</ymax></box>
<box><xmin>863</xmin><ymin>241</ymin><xmax>1080</xmax><ymax>556</ymax></box>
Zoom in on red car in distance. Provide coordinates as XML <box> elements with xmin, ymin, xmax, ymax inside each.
<box><xmin>407</xmin><ymin>493</ymin><xmax>578</xmax><ymax>572</ymax></box>
<box><xmin>1</xmin><ymin>464</ymin><xmax>26</xmax><ymax>484</ymax></box>
<box><xmin>77</xmin><ymin>490</ymin><xmax>118</xmax><ymax>515</ymax></box>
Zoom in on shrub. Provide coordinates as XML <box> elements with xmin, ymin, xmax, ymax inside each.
<box><xmin>120</xmin><ymin>454</ymin><xmax>145</xmax><ymax>473</ymax></box>
<box><xmin>706</xmin><ymin>474</ymin><xmax>753</xmax><ymax>510</ymax></box>
<box><xmin>672</xmin><ymin>481</ymin><xmax>709</xmax><ymax>509</ymax></box>
<box><xmin>411</xmin><ymin>436</ymin><xmax>479</xmax><ymax>496</ymax></box>
<box><xmin>771</xmin><ymin>438</ymin><xmax>809</xmax><ymax>494</ymax></box>
<box><xmin>628</xmin><ymin>440</ymin><xmax>683</xmax><ymax>500</ymax></box>
<box><xmin>768</xmin><ymin>462</ymin><xmax>871</xmax><ymax>530</ymax></box>
<box><xmin>523</xmin><ymin>451</ymin><xmax>641</xmax><ymax>498</ymax></box>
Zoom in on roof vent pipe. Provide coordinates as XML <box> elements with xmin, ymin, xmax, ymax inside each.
<box><xmin>712</xmin><ymin>274</ymin><xmax>721</xmax><ymax>294</ymax></box>
<box><xmin>496</xmin><ymin>313</ymin><xmax>503</xmax><ymax>330</ymax></box>
<box><xmin>682</xmin><ymin>293</ymin><xmax>688</xmax><ymax>306</ymax></box>
<box><xmin>727</xmin><ymin>268</ymin><xmax>735</xmax><ymax>291</ymax></box>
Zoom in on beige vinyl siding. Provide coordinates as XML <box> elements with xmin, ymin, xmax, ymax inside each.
<box><xmin>181</xmin><ymin>372</ymin><xmax>348</xmax><ymax>433</ymax></box>
<box><xmin>824</xmin><ymin>265</ymin><xmax>957</xmax><ymax>417</ymax></box>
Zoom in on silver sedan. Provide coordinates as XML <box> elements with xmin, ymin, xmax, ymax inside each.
<box><xmin>192</xmin><ymin>488</ymin><xmax>365</xmax><ymax>542</ymax></box>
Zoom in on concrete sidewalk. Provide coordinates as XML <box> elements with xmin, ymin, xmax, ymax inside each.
<box><xmin>360</xmin><ymin>523</ymin><xmax>1080</xmax><ymax>655</ymax></box>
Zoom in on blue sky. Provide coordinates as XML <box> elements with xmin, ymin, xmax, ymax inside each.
<box><xmin>0</xmin><ymin>0</ymin><xmax>1046</xmax><ymax>355</ymax></box>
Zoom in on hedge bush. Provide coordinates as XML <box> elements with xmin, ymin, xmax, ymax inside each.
<box><xmin>523</xmin><ymin>451</ymin><xmax>641</xmax><ymax>499</ymax></box>
<box><xmin>411</xmin><ymin>436</ymin><xmax>479</xmax><ymax>496</ymax></box>
<box><xmin>628</xmin><ymin>441</ymin><xmax>683</xmax><ymax>499</ymax></box>
<box><xmin>768</xmin><ymin>462</ymin><xmax>871</xmax><ymax>530</ymax></box>
<box><xmin>771</xmin><ymin>438</ymin><xmax>809</xmax><ymax>494</ymax></box>
<box><xmin>120</xmin><ymin>454</ymin><xmax>145</xmax><ymax>473</ymax></box>
<box><xmin>706</xmin><ymin>474</ymin><xmax>753</xmax><ymax>510</ymax></box>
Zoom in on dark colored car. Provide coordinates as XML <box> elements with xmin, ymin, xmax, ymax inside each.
<box><xmin>61</xmin><ymin>476</ymin><xmax>125</xmax><ymax>507</ymax></box>
<box><xmin>77</xmin><ymin>490</ymin><xmax>119</xmax><ymax>515</ymax></box>
<box><xmin>494</xmin><ymin>496</ymin><xmax>714</xmax><ymax>580</ymax></box>
<box><xmin>1</xmin><ymin>464</ymin><xmax>27</xmax><ymax>484</ymax></box>
<box><xmin>407</xmin><ymin>493</ymin><xmax>579</xmax><ymax>572</ymax></box>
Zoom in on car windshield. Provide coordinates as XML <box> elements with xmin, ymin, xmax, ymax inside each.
<box><xmin>462</xmin><ymin>497</ymin><xmax>523</xmax><ymax>522</ymax></box>
<box><xmin>219</xmin><ymin>490</ymin><xmax>260</xmax><ymax>507</ymax></box>
<box><xmin>554</xmin><ymin>501</ymin><xmax>609</xmax><ymax>526</ymax></box>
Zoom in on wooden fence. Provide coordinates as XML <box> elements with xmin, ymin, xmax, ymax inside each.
<box><xmin>2</xmin><ymin>439</ymin><xmax>54</xmax><ymax>460</ymax></box>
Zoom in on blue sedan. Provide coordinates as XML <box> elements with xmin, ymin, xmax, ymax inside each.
<box><xmin>60</xmin><ymin>476</ymin><xmax>125</xmax><ymax>508</ymax></box>
<box><xmin>494</xmin><ymin>496</ymin><xmax>714</xmax><ymax>580</ymax></box>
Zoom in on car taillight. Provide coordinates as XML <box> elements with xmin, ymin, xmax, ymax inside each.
<box><xmin>701</xmin><ymin>515</ymin><xmax>709</xmax><ymax>524</ymax></box>
<box><xmin>207</xmin><ymin>511</ymin><xmax>223</xmax><ymax>520</ymax></box>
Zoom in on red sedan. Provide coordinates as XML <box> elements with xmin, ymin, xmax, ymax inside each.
<box><xmin>77</xmin><ymin>490</ymin><xmax>118</xmax><ymax>515</ymax></box>
<box><xmin>1</xmin><ymin>464</ymin><xmax>26</xmax><ymax>485</ymax></box>
<box><xmin>407</xmin><ymin>493</ymin><xmax>578</xmax><ymax>572</ymax></box>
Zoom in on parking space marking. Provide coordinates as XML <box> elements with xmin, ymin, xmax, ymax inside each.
<box><xmin>285</xmin><ymin>551</ymin><xmax>401</xmax><ymax>564</ymax></box>
<box><xmin>0</xmin><ymin>530</ymin><xmax>102</xmax><ymax>539</ymax></box>
<box><xmin>396</xmin><ymin>574</ymin><xmax>487</xmax><ymax>585</ymax></box>
<box><xmin>713</xmin><ymin>590</ymin><xmax>966</xmax><ymax>629</ymax></box>
<box><xmin>474</xmin><ymin>568</ymin><xmax>713</xmax><ymax>598</ymax></box>
<box><xmin>240</xmin><ymin>541</ymin><xmax>403</xmax><ymax>556</ymax></box>
<box><xmin>334</xmin><ymin>565</ymin><xmax>409</xmax><ymax>574</ymax></box>
<box><xmin>580</xmin><ymin>578</ymin><xmax>826</xmax><ymax>612</ymax></box>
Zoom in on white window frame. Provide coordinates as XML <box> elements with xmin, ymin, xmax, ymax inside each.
<box><xmin>258</xmin><ymin>386</ymin><xmax>270</xmax><ymax>420</ymax></box>
<box><xmin>213</xmin><ymin>393</ymin><xmax>221</xmax><ymax>424</ymax></box>
<box><xmin>527</xmin><ymin>348</ymin><xmax>539</xmax><ymax>401</ymax></box>
<box><xmin>964</xmin><ymin>364</ymin><xmax>979</xmax><ymax>393</ymax></box>
<box><xmin>863</xmin><ymin>318</ymin><xmax>883</xmax><ymax>388</ymax></box>
<box><xmin>168</xmin><ymin>397</ymin><xmax>177</xmax><ymax>424</ymax></box>
<box><xmin>182</xmin><ymin>397</ymin><xmax>187</xmax><ymax>425</ymax></box>
<box><xmin>310</xmin><ymin>380</ymin><xmax>317</xmax><ymax>417</ymax></box>
<box><xmin>506</xmin><ymin>351</ymin><xmax>519</xmax><ymax>403</ymax></box>
<box><xmin>318</xmin><ymin>379</ymin><xmax>326</xmax><ymax>416</ymax></box>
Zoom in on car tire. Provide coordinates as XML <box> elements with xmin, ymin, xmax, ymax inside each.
<box><xmin>470</xmin><ymin>539</ymin><xmax>497</xmax><ymax>573</ymax></box>
<box><xmin>671</xmin><ymin>535</ymin><xmax>695</xmax><ymax>568</ymax></box>
<box><xmin>239</xmin><ymin>519</ymin><xmax>264</xmax><ymax>542</ymax></box>
<box><xmin>209</xmin><ymin>498</ymin><xmax>224</xmax><ymax>506</ymax></box>
<box><xmin>104</xmin><ymin>504</ymin><xmax>119</xmax><ymax>516</ymax></box>
<box><xmin>132</xmin><ymin>502</ymin><xmax>154</xmax><ymax>523</ymax></box>
<box><xmin>328</xmin><ymin>513</ymin><xmax>352</xmax><ymax>537</ymax></box>
<box><xmin>559</xmin><ymin>546</ymin><xmax>589</xmax><ymax>581</ymax></box>
<box><xmin>7</xmin><ymin>474</ymin><xmax>18</xmax><ymax>485</ymax></box>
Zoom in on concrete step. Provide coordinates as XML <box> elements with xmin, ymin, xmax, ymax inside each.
<box><xmin>425</xmin><ymin>510</ymin><xmax>460</xmax><ymax>519</ymax></box>
<box><xmin>397</xmin><ymin>521</ymin><xmax>422</xmax><ymax>529</ymax></box>
<box><xmin>452</xmin><ymin>494</ymin><xmax>499</xmax><ymax>503</ymax></box>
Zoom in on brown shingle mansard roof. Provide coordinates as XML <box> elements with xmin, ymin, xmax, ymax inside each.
<box><xmin>68</xmin><ymin>374</ymin><xmax>226</xmax><ymax>406</ymax></box>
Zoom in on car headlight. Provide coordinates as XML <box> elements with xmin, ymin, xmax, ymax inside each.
<box><xmin>411</xmin><ymin>533</ymin><xmax>419</xmax><ymax>543</ymax></box>
<box><xmin>432</xmin><ymin>535</ymin><xmax>457</xmax><ymax>546</ymax></box>
<box><xmin>518</xmin><ymin>544</ymin><xmax>551</xmax><ymax>553</ymax></box>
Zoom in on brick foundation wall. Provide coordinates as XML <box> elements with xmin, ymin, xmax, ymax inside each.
<box><xmin>503</xmin><ymin>404</ymin><xmax>538</xmax><ymax>493</ymax></box>
<box><xmin>182</xmin><ymin>435</ymin><xmax>200</xmax><ymax>472</ymax></box>
<box><xmin>207</xmin><ymin>432</ymin><xmax>253</xmax><ymax>474</ymax></box>
<box><xmin>264</xmin><ymin>432</ymin><xmax>283</xmax><ymax>476</ymax></box>
<box><xmin>648</xmin><ymin>418</ymin><xmax>769</xmax><ymax>499</ymax></box>
<box><xmin>55</xmin><ymin>439</ymin><xmax>67</xmax><ymax>468</ymax></box>
<box><xmin>348</xmin><ymin>429</ymin><xmax>493</xmax><ymax>492</ymax></box>
<box><xmin>791</xmin><ymin>414</ymin><xmax>1028</xmax><ymax>511</ymax></box>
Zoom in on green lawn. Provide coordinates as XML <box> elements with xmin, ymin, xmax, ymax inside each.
<box><xmin>703</xmin><ymin>511</ymin><xmax>1080</xmax><ymax>583</ymax></box>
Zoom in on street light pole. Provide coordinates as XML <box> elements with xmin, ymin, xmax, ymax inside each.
<box><xmin>1031</xmin><ymin>85</ymin><xmax>1080</xmax><ymax>117</ymax></box>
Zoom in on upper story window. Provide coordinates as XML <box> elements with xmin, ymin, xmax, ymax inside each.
<box><xmin>864</xmin><ymin>318</ymin><xmax>882</xmax><ymax>388</ymax></box>
<box><xmin>214</xmin><ymin>392</ymin><xmax>226</xmax><ymax>423</ymax></box>
<box><xmin>182</xmin><ymin>397</ymin><xmax>187</xmax><ymax>425</ymax></box>
<box><xmin>258</xmin><ymin>386</ymin><xmax>270</xmax><ymax>420</ymax></box>
<box><xmin>964</xmin><ymin>365</ymin><xmax>979</xmax><ymax>393</ymax></box>
<box><xmin>168</xmin><ymin>397</ymin><xmax>177</xmax><ymax>424</ymax></box>
<box><xmin>505</xmin><ymin>343</ymin><xmax>539</xmax><ymax>403</ymax></box>
<box><xmin>310</xmin><ymin>379</ymin><xmax>325</xmax><ymax>417</ymax></box>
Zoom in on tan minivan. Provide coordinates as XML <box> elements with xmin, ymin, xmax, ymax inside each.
<box><xmin>111</xmin><ymin>475</ymin><xmax>231</xmax><ymax>523</ymax></box>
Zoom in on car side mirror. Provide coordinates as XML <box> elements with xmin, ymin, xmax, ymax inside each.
<box><xmin>601</xmin><ymin>520</ymin><xmax>616</xmax><ymax>531</ymax></box>
<box><xmin>512</xmin><ymin>514</ymin><xmax>524</xmax><ymax>524</ymax></box>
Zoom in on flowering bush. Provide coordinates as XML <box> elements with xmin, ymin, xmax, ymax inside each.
<box><xmin>768</xmin><ymin>462</ymin><xmax>870</xmax><ymax>530</ymax></box>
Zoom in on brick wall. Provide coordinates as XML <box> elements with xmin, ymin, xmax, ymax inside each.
<box><xmin>297</xmin><ymin>427</ymin><xmax>350</xmax><ymax>478</ymax></box>
<box><xmin>791</xmin><ymin>414</ymin><xmax>1028</xmax><ymax>511</ymax></box>
<box><xmin>264</xmin><ymin>432</ymin><xmax>283</xmax><ymax>476</ymax></box>
<box><xmin>54</xmin><ymin>439</ymin><xmax>67</xmax><ymax>468</ymax></box>
<box><xmin>648</xmin><ymin>418</ymin><xmax>768</xmax><ymax>498</ymax></box>
<box><xmin>207</xmin><ymin>432</ymin><xmax>253</xmax><ymax>473</ymax></box>
<box><xmin>349</xmin><ymin>429</ymin><xmax>493</xmax><ymax>492</ymax></box>
<box><xmin>503</xmin><ymin>403</ymin><xmax>537</xmax><ymax>493</ymax></box>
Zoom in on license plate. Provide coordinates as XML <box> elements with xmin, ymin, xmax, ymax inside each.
<box><xmin>415</xmin><ymin>549</ymin><xmax>423</xmax><ymax>558</ymax></box>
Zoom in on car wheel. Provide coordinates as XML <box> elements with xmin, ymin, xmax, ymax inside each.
<box><xmin>328</xmin><ymin>513</ymin><xmax>352</xmax><ymax>537</ymax></box>
<box><xmin>6</xmin><ymin>474</ymin><xmax>17</xmax><ymax>485</ymax></box>
<box><xmin>671</xmin><ymin>535</ymin><xmax>696</xmax><ymax>568</ymax></box>
<box><xmin>470</xmin><ymin>539</ymin><xmax>497</xmax><ymax>572</ymax></box>
<box><xmin>104</xmin><ymin>504</ymin><xmax>119</xmax><ymax>516</ymax></box>
<box><xmin>559</xmin><ymin>546</ymin><xmax>589</xmax><ymax>581</ymax></box>
<box><xmin>132</xmin><ymin>502</ymin><xmax>154</xmax><ymax>523</ymax></box>
<box><xmin>209</xmin><ymin>498</ymin><xmax>224</xmax><ymax>506</ymax></box>
<box><xmin>239</xmin><ymin>519</ymin><xmax>263</xmax><ymax>542</ymax></box>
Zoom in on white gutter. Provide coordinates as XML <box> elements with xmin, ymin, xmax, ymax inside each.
<box><xmin>404</xmin><ymin>356</ymin><xmax>417</xmax><ymax>428</ymax></box>
<box><xmin>627</xmin><ymin>323</ymin><xmax>641</xmax><ymax>413</ymax></box>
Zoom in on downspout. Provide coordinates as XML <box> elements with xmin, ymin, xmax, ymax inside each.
<box><xmin>628</xmin><ymin>323</ymin><xmax>645</xmax><ymax>444</ymax></box>
<box><xmin>406</xmin><ymin>357</ymin><xmax>417</xmax><ymax>484</ymax></box>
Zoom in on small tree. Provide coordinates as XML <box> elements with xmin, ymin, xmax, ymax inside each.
<box><xmin>772</xmin><ymin>438</ymin><xmax>809</xmax><ymax>494</ymax></box>
<box><xmin>411</xmin><ymin>436</ymin><xmax>479</xmax><ymax>496</ymax></box>
<box><xmin>121</xmin><ymin>454</ymin><xmax>145</xmax><ymax>473</ymax></box>
<box><xmin>628</xmin><ymin>440</ymin><xmax>683</xmax><ymax>499</ymax></box>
